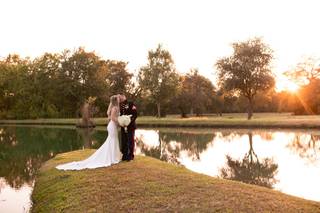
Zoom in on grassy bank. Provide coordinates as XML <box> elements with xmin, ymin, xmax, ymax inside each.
<box><xmin>31</xmin><ymin>150</ymin><xmax>320</xmax><ymax>212</ymax></box>
<box><xmin>2</xmin><ymin>113</ymin><xmax>320</xmax><ymax>129</ymax></box>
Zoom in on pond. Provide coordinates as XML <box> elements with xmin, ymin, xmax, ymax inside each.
<box><xmin>0</xmin><ymin>125</ymin><xmax>320</xmax><ymax>212</ymax></box>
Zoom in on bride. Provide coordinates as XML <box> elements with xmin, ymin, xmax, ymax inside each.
<box><xmin>56</xmin><ymin>95</ymin><xmax>122</xmax><ymax>170</ymax></box>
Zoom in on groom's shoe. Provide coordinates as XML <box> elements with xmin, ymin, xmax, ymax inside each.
<box><xmin>123</xmin><ymin>156</ymin><xmax>131</xmax><ymax>162</ymax></box>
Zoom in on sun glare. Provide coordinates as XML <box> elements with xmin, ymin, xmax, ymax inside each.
<box><xmin>286</xmin><ymin>82</ymin><xmax>300</xmax><ymax>92</ymax></box>
<box><xmin>277</xmin><ymin>79</ymin><xmax>300</xmax><ymax>93</ymax></box>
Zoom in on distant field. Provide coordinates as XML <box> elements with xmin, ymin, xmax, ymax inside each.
<box><xmin>1</xmin><ymin>113</ymin><xmax>320</xmax><ymax>129</ymax></box>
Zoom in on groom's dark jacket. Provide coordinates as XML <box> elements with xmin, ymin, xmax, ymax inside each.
<box><xmin>120</xmin><ymin>100</ymin><xmax>137</xmax><ymax>131</ymax></box>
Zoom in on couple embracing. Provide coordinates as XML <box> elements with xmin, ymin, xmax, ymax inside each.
<box><xmin>56</xmin><ymin>94</ymin><xmax>137</xmax><ymax>170</ymax></box>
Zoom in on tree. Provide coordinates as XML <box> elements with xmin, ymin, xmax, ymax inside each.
<box><xmin>59</xmin><ymin>48</ymin><xmax>109</xmax><ymax>117</ymax></box>
<box><xmin>174</xmin><ymin>75</ymin><xmax>190</xmax><ymax>118</ymax></box>
<box><xmin>284</xmin><ymin>56</ymin><xmax>320</xmax><ymax>85</ymax></box>
<box><xmin>216</xmin><ymin>38</ymin><xmax>275</xmax><ymax>119</ymax></box>
<box><xmin>0</xmin><ymin>48</ymin><xmax>134</xmax><ymax>119</ymax></box>
<box><xmin>284</xmin><ymin>57</ymin><xmax>320</xmax><ymax>115</ymax></box>
<box><xmin>138</xmin><ymin>44</ymin><xmax>179</xmax><ymax>117</ymax></box>
<box><xmin>0</xmin><ymin>54</ymin><xmax>32</xmax><ymax>119</ymax></box>
<box><xmin>29</xmin><ymin>53</ymin><xmax>62</xmax><ymax>117</ymax></box>
<box><xmin>292</xmin><ymin>79</ymin><xmax>320</xmax><ymax>115</ymax></box>
<box><xmin>104</xmin><ymin>60</ymin><xmax>133</xmax><ymax>95</ymax></box>
<box><xmin>211</xmin><ymin>89</ymin><xmax>224</xmax><ymax>116</ymax></box>
<box><xmin>175</xmin><ymin>69</ymin><xmax>215</xmax><ymax>117</ymax></box>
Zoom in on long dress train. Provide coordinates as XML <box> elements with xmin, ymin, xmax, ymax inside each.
<box><xmin>56</xmin><ymin>120</ymin><xmax>122</xmax><ymax>170</ymax></box>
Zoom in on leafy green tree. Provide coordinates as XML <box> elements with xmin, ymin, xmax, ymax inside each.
<box><xmin>0</xmin><ymin>48</ymin><xmax>136</xmax><ymax>119</ymax></box>
<box><xmin>174</xmin><ymin>75</ymin><xmax>190</xmax><ymax>117</ymax></box>
<box><xmin>175</xmin><ymin>69</ymin><xmax>215</xmax><ymax>117</ymax></box>
<box><xmin>59</xmin><ymin>48</ymin><xmax>110</xmax><ymax>117</ymax></box>
<box><xmin>216</xmin><ymin>38</ymin><xmax>275</xmax><ymax>119</ymax></box>
<box><xmin>0</xmin><ymin>54</ymin><xmax>32</xmax><ymax>119</ymax></box>
<box><xmin>211</xmin><ymin>89</ymin><xmax>224</xmax><ymax>115</ymax></box>
<box><xmin>104</xmin><ymin>60</ymin><xmax>133</xmax><ymax>95</ymax></box>
<box><xmin>138</xmin><ymin>44</ymin><xmax>179</xmax><ymax>117</ymax></box>
<box><xmin>29</xmin><ymin>53</ymin><xmax>62</xmax><ymax>117</ymax></box>
<box><xmin>60</xmin><ymin>48</ymin><xmax>98</xmax><ymax>112</ymax></box>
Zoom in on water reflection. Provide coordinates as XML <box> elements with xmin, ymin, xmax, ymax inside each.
<box><xmin>287</xmin><ymin>134</ymin><xmax>320</xmax><ymax>163</ymax></box>
<box><xmin>1</xmin><ymin>126</ymin><xmax>320</xmax><ymax>212</ymax></box>
<box><xmin>0</xmin><ymin>127</ymin><xmax>80</xmax><ymax>189</ymax></box>
<box><xmin>0</xmin><ymin>178</ymin><xmax>33</xmax><ymax>213</ymax></box>
<box><xmin>220</xmin><ymin>133</ymin><xmax>278</xmax><ymax>188</ymax></box>
<box><xmin>137</xmin><ymin>131</ymin><xmax>180</xmax><ymax>165</ymax></box>
<box><xmin>135</xmin><ymin>129</ymin><xmax>320</xmax><ymax>201</ymax></box>
<box><xmin>136</xmin><ymin>130</ymin><xmax>213</xmax><ymax>165</ymax></box>
<box><xmin>76</xmin><ymin>128</ymin><xmax>104</xmax><ymax>149</ymax></box>
<box><xmin>0</xmin><ymin>126</ymin><xmax>105</xmax><ymax>212</ymax></box>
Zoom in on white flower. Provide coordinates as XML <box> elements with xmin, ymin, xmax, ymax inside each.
<box><xmin>118</xmin><ymin>115</ymin><xmax>132</xmax><ymax>131</ymax></box>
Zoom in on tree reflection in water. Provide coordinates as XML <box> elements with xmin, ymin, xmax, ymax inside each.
<box><xmin>136</xmin><ymin>131</ymin><xmax>181</xmax><ymax>164</ymax></box>
<box><xmin>220</xmin><ymin>133</ymin><xmax>278</xmax><ymax>188</ymax></box>
<box><xmin>287</xmin><ymin>134</ymin><xmax>320</xmax><ymax>163</ymax></box>
<box><xmin>0</xmin><ymin>126</ymin><xmax>90</xmax><ymax>189</ymax></box>
<box><xmin>137</xmin><ymin>130</ymin><xmax>214</xmax><ymax>165</ymax></box>
<box><xmin>76</xmin><ymin>127</ymin><xmax>105</xmax><ymax>149</ymax></box>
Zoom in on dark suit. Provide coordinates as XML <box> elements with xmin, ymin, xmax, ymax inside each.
<box><xmin>120</xmin><ymin>100</ymin><xmax>137</xmax><ymax>160</ymax></box>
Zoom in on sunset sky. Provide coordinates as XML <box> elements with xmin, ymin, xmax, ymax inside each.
<box><xmin>1</xmin><ymin>0</ymin><xmax>320</xmax><ymax>91</ymax></box>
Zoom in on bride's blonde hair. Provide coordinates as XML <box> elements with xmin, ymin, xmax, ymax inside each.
<box><xmin>107</xmin><ymin>95</ymin><xmax>119</xmax><ymax>118</ymax></box>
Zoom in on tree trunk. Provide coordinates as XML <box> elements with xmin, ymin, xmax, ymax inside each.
<box><xmin>247</xmin><ymin>98</ymin><xmax>253</xmax><ymax>120</ymax></box>
<box><xmin>157</xmin><ymin>102</ymin><xmax>161</xmax><ymax>118</ymax></box>
<box><xmin>179</xmin><ymin>107</ymin><xmax>188</xmax><ymax>118</ymax></box>
<box><xmin>181</xmin><ymin>112</ymin><xmax>187</xmax><ymax>118</ymax></box>
<box><xmin>190</xmin><ymin>107</ymin><xmax>194</xmax><ymax>115</ymax></box>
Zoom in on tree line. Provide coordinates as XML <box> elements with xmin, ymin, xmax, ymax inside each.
<box><xmin>1</xmin><ymin>38</ymin><xmax>319</xmax><ymax>119</ymax></box>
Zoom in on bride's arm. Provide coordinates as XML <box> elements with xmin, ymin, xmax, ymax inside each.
<box><xmin>111</xmin><ymin>107</ymin><xmax>119</xmax><ymax>124</ymax></box>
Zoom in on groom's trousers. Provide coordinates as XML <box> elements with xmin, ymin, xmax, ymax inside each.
<box><xmin>121</xmin><ymin>129</ymin><xmax>135</xmax><ymax>160</ymax></box>
<box><xmin>128</xmin><ymin>130</ymin><xmax>135</xmax><ymax>160</ymax></box>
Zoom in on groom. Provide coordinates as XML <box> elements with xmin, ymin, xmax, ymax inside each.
<box><xmin>119</xmin><ymin>94</ymin><xmax>137</xmax><ymax>161</ymax></box>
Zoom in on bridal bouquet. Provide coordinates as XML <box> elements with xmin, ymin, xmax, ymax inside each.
<box><xmin>118</xmin><ymin>115</ymin><xmax>132</xmax><ymax>132</ymax></box>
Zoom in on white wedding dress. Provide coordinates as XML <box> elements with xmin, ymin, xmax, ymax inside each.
<box><xmin>56</xmin><ymin>120</ymin><xmax>122</xmax><ymax>170</ymax></box>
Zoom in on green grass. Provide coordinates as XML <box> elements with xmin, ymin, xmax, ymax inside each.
<box><xmin>31</xmin><ymin>150</ymin><xmax>320</xmax><ymax>212</ymax></box>
<box><xmin>2</xmin><ymin>113</ymin><xmax>320</xmax><ymax>128</ymax></box>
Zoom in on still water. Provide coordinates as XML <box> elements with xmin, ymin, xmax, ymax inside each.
<box><xmin>0</xmin><ymin>126</ymin><xmax>320</xmax><ymax>212</ymax></box>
